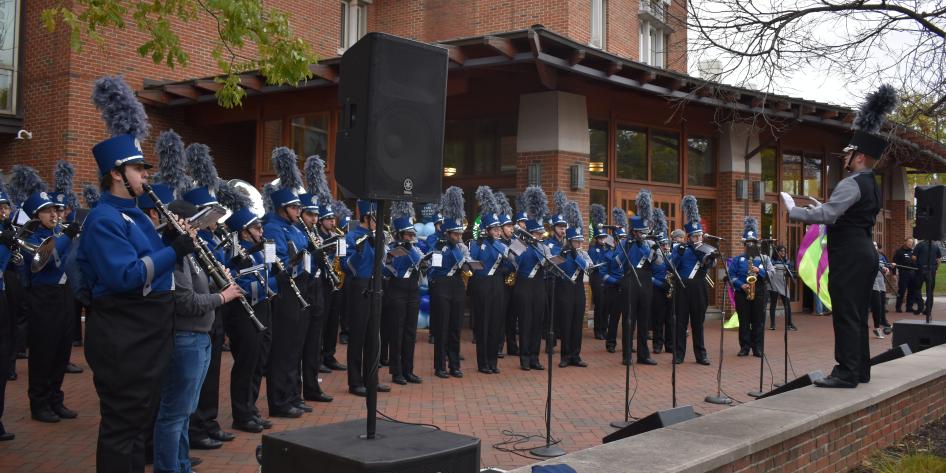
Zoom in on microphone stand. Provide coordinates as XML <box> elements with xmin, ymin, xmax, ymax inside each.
<box><xmin>664</xmin><ymin>242</ymin><xmax>687</xmax><ymax>408</ymax></box>
<box><xmin>517</xmin><ymin>229</ymin><xmax>567</xmax><ymax>458</ymax></box>
<box><xmin>610</xmin><ymin>234</ymin><xmax>642</xmax><ymax>429</ymax></box>
<box><xmin>705</xmin><ymin>246</ymin><xmax>733</xmax><ymax>405</ymax></box>
<box><xmin>362</xmin><ymin>199</ymin><xmax>386</xmax><ymax>439</ymax></box>
<box><xmin>748</xmin><ymin>244</ymin><xmax>772</xmax><ymax>398</ymax></box>
<box><xmin>774</xmin><ymin>246</ymin><xmax>796</xmax><ymax>387</ymax></box>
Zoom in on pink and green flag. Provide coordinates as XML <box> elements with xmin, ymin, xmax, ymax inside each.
<box><xmin>796</xmin><ymin>224</ymin><xmax>831</xmax><ymax>310</ymax></box>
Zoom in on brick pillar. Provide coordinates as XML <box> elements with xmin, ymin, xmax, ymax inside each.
<box><xmin>888</xmin><ymin>167</ymin><xmax>913</xmax><ymax>247</ymax></box>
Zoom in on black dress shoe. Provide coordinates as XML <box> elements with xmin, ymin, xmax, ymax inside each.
<box><xmin>377</xmin><ymin>383</ymin><xmax>392</xmax><ymax>392</ymax></box>
<box><xmin>325</xmin><ymin>360</ymin><xmax>348</xmax><ymax>371</ymax></box>
<box><xmin>72</xmin><ymin>340</ymin><xmax>82</xmax><ymax>347</ymax></box>
<box><xmin>449</xmin><ymin>369</ymin><xmax>464</xmax><ymax>378</ymax></box>
<box><xmin>813</xmin><ymin>376</ymin><xmax>857</xmax><ymax>388</ymax></box>
<box><xmin>15</xmin><ymin>351</ymin><xmax>26</xmax><ymax>359</ymax></box>
<box><xmin>190</xmin><ymin>457</ymin><xmax>202</xmax><ymax>467</ymax></box>
<box><xmin>349</xmin><ymin>386</ymin><xmax>368</xmax><ymax>397</ymax></box>
<box><xmin>6</xmin><ymin>372</ymin><xmax>15</xmax><ymax>381</ymax></box>
<box><xmin>393</xmin><ymin>376</ymin><xmax>407</xmax><ymax>385</ymax></box>
<box><xmin>478</xmin><ymin>367</ymin><xmax>493</xmax><ymax>374</ymax></box>
<box><xmin>507</xmin><ymin>348</ymin><xmax>519</xmax><ymax>356</ymax></box>
<box><xmin>191</xmin><ymin>437</ymin><xmax>223</xmax><ymax>450</ymax></box>
<box><xmin>209</xmin><ymin>430</ymin><xmax>236</xmax><ymax>442</ymax></box>
<box><xmin>379</xmin><ymin>358</ymin><xmax>389</xmax><ymax>367</ymax></box>
<box><xmin>653</xmin><ymin>346</ymin><xmax>663</xmax><ymax>354</ymax></box>
<box><xmin>406</xmin><ymin>373</ymin><xmax>423</xmax><ymax>384</ymax></box>
<box><xmin>697</xmin><ymin>358</ymin><xmax>711</xmax><ymax>365</ymax></box>
<box><xmin>491</xmin><ymin>367</ymin><xmax>501</xmax><ymax>374</ymax></box>
<box><xmin>65</xmin><ymin>363</ymin><xmax>83</xmax><ymax>374</ymax></box>
<box><xmin>673</xmin><ymin>358</ymin><xmax>683</xmax><ymax>364</ymax></box>
<box><xmin>529</xmin><ymin>363</ymin><xmax>545</xmax><ymax>370</ymax></box>
<box><xmin>232</xmin><ymin>420</ymin><xmax>264</xmax><ymax>433</ymax></box>
<box><xmin>304</xmin><ymin>392</ymin><xmax>333</xmax><ymax>402</ymax></box>
<box><xmin>520</xmin><ymin>364</ymin><xmax>530</xmax><ymax>371</ymax></box>
<box><xmin>270</xmin><ymin>407</ymin><xmax>304</xmax><ymax>418</ymax></box>
<box><xmin>51</xmin><ymin>405</ymin><xmax>78</xmax><ymax>419</ymax></box>
<box><xmin>638</xmin><ymin>358</ymin><xmax>657</xmax><ymax>365</ymax></box>
<box><xmin>570</xmin><ymin>359</ymin><xmax>588</xmax><ymax>367</ymax></box>
<box><xmin>497</xmin><ymin>352</ymin><xmax>505</xmax><ymax>359</ymax></box>
<box><xmin>428</xmin><ymin>334</ymin><xmax>435</xmax><ymax>344</ymax></box>
<box><xmin>435</xmin><ymin>370</ymin><xmax>449</xmax><ymax>378</ymax></box>
<box><xmin>254</xmin><ymin>416</ymin><xmax>273</xmax><ymax>429</ymax></box>
<box><xmin>0</xmin><ymin>431</ymin><xmax>13</xmax><ymax>441</ymax></box>
<box><xmin>294</xmin><ymin>402</ymin><xmax>313</xmax><ymax>413</ymax></box>
<box><xmin>558</xmin><ymin>361</ymin><xmax>569</xmax><ymax>368</ymax></box>
<box><xmin>752</xmin><ymin>352</ymin><xmax>762</xmax><ymax>358</ymax></box>
<box><xmin>788</xmin><ymin>325</ymin><xmax>798</xmax><ymax>331</ymax></box>
<box><xmin>31</xmin><ymin>408</ymin><xmax>60</xmax><ymax>423</ymax></box>
<box><xmin>606</xmin><ymin>345</ymin><xmax>616</xmax><ymax>353</ymax></box>
<box><xmin>319</xmin><ymin>364</ymin><xmax>331</xmax><ymax>374</ymax></box>
<box><xmin>339</xmin><ymin>334</ymin><xmax>349</xmax><ymax>345</ymax></box>
<box><xmin>737</xmin><ymin>348</ymin><xmax>750</xmax><ymax>356</ymax></box>
<box><xmin>621</xmin><ymin>359</ymin><xmax>631</xmax><ymax>366</ymax></box>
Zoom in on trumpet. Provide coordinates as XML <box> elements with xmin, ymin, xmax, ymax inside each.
<box><xmin>298</xmin><ymin>217</ymin><xmax>342</xmax><ymax>292</ymax></box>
<box><xmin>142</xmin><ymin>184</ymin><xmax>267</xmax><ymax>332</ymax></box>
<box><xmin>7</xmin><ymin>220</ymin><xmax>57</xmax><ymax>272</ymax></box>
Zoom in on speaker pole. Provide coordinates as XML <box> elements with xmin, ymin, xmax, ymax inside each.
<box><xmin>530</xmin><ymin>241</ymin><xmax>567</xmax><ymax>458</ymax></box>
<box><xmin>609</xmin><ymin>236</ymin><xmax>642</xmax><ymax>429</ymax></box>
<box><xmin>662</xmin><ymin>246</ymin><xmax>687</xmax><ymax>409</ymax></box>
<box><xmin>362</xmin><ymin>199</ymin><xmax>387</xmax><ymax>440</ymax></box>
<box><xmin>705</xmin><ymin>258</ymin><xmax>732</xmax><ymax>405</ymax></box>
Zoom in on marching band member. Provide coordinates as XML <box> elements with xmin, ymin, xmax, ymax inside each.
<box><xmin>0</xmin><ymin>185</ymin><xmax>14</xmax><ymax>440</ymax></box>
<box><xmin>319</xmin><ymin>201</ymin><xmax>348</xmax><ymax>372</ymax></box>
<box><xmin>384</xmin><ymin>202</ymin><xmax>424</xmax><ymax>384</ymax></box>
<box><xmin>547</xmin><ymin>191</ymin><xmax>570</xmax><ymax>350</ymax></box>
<box><xmin>493</xmin><ymin>192</ymin><xmax>518</xmax><ymax>358</ymax></box>
<box><xmin>767</xmin><ymin>245</ymin><xmax>796</xmax><ymax>331</ymax></box>
<box><xmin>588</xmin><ymin>204</ymin><xmax>609</xmax><ymax>341</ymax></box>
<box><xmin>605</xmin><ymin>208</ymin><xmax>628</xmax><ymax>355</ymax></box>
<box><xmin>620</xmin><ymin>191</ymin><xmax>658</xmax><ymax>365</ymax></box>
<box><xmin>469</xmin><ymin>187</ymin><xmax>507</xmax><ymax>374</ymax></box>
<box><xmin>427</xmin><ymin>187</ymin><xmax>469</xmax><ymax>378</ymax></box>
<box><xmin>729</xmin><ymin>218</ymin><xmax>767</xmax><ymax>357</ymax></box>
<box><xmin>51</xmin><ymin>160</ymin><xmax>84</xmax><ymax>376</ymax></box>
<box><xmin>557</xmin><ymin>200</ymin><xmax>590</xmax><ymax>368</ymax></box>
<box><xmin>650</xmin><ymin>208</ymin><xmax>673</xmax><ymax>354</ymax></box>
<box><xmin>514</xmin><ymin>186</ymin><xmax>550</xmax><ymax>371</ymax></box>
<box><xmin>671</xmin><ymin>195</ymin><xmax>713</xmax><ymax>366</ymax></box>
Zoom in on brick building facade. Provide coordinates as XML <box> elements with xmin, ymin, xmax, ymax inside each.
<box><xmin>0</xmin><ymin>0</ymin><xmax>943</xmax><ymax>311</ymax></box>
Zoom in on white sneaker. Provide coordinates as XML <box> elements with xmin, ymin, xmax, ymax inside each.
<box><xmin>873</xmin><ymin>328</ymin><xmax>885</xmax><ymax>339</ymax></box>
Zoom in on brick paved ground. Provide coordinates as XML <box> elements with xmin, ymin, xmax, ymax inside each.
<box><xmin>0</xmin><ymin>305</ymin><xmax>935</xmax><ymax>472</ymax></box>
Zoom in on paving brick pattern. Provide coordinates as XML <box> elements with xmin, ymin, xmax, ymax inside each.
<box><xmin>0</xmin><ymin>308</ymin><xmax>929</xmax><ymax>472</ymax></box>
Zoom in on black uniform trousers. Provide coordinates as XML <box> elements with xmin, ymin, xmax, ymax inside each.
<box><xmin>734</xmin><ymin>290</ymin><xmax>765</xmax><ymax>354</ymax></box>
<box><xmin>288</xmin><ymin>275</ymin><xmax>313</xmax><ymax>407</ymax></box>
<box><xmin>322</xmin><ymin>285</ymin><xmax>344</xmax><ymax>365</ymax></box>
<box><xmin>85</xmin><ymin>292</ymin><xmax>174</xmax><ymax>473</ymax></box>
<box><xmin>826</xmin><ymin>230</ymin><xmax>875</xmax><ymax>384</ymax></box>
<box><xmin>384</xmin><ymin>276</ymin><xmax>419</xmax><ymax>378</ymax></box>
<box><xmin>5</xmin><ymin>268</ymin><xmax>27</xmax><ymax>374</ymax></box>
<box><xmin>603</xmin><ymin>283</ymin><xmax>621</xmax><ymax>349</ymax></box>
<box><xmin>267</xmin><ymin>273</ymin><xmax>305</xmax><ymax>414</ymax></box>
<box><xmin>515</xmin><ymin>274</ymin><xmax>546</xmax><ymax>367</ymax></box>
<box><xmin>895</xmin><ymin>271</ymin><xmax>918</xmax><ymax>312</ymax></box>
<box><xmin>609</xmin><ymin>270</ymin><xmax>652</xmax><ymax>361</ymax></box>
<box><xmin>0</xmin><ymin>291</ymin><xmax>11</xmax><ymax>431</ymax></box>
<box><xmin>429</xmin><ymin>275</ymin><xmax>465</xmax><ymax>372</ymax></box>
<box><xmin>916</xmin><ymin>269</ymin><xmax>936</xmax><ymax>315</ymax></box>
<box><xmin>302</xmin><ymin>277</ymin><xmax>327</xmax><ymax>399</ymax></box>
<box><xmin>188</xmin><ymin>307</ymin><xmax>225</xmax><ymax>441</ymax></box>
<box><xmin>556</xmin><ymin>275</ymin><xmax>586</xmax><ymax>364</ymax></box>
<box><xmin>674</xmin><ymin>274</ymin><xmax>709</xmax><ymax>362</ymax></box>
<box><xmin>26</xmin><ymin>284</ymin><xmax>74</xmax><ymax>412</ymax></box>
<box><xmin>651</xmin><ymin>286</ymin><xmax>672</xmax><ymax>352</ymax></box>
<box><xmin>471</xmin><ymin>275</ymin><xmax>503</xmax><ymax>371</ymax></box>
<box><xmin>502</xmin><ymin>281</ymin><xmax>518</xmax><ymax>355</ymax></box>
<box><xmin>345</xmin><ymin>277</ymin><xmax>378</xmax><ymax>388</ymax></box>
<box><xmin>589</xmin><ymin>272</ymin><xmax>605</xmax><ymax>338</ymax></box>
<box><xmin>223</xmin><ymin>298</ymin><xmax>271</xmax><ymax>424</ymax></box>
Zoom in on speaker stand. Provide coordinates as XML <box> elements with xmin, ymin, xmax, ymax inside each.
<box><xmin>529</xmin><ymin>254</ymin><xmax>567</xmax><ymax>459</ymax></box>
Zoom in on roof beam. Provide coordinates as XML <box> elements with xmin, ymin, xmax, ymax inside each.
<box><xmin>821</xmin><ymin>110</ymin><xmax>839</xmax><ymax>120</ymax></box>
<box><xmin>536</xmin><ymin>62</ymin><xmax>558</xmax><ymax>90</ymax></box>
<box><xmin>633</xmin><ymin>70</ymin><xmax>655</xmax><ymax>84</ymax></box>
<box><xmin>194</xmin><ymin>80</ymin><xmax>223</xmax><ymax>93</ymax></box>
<box><xmin>667</xmin><ymin>78</ymin><xmax>685</xmax><ymax>91</ymax></box>
<box><xmin>137</xmin><ymin>89</ymin><xmax>171</xmax><ymax>105</ymax></box>
<box><xmin>607</xmin><ymin>60</ymin><xmax>622</xmax><ymax>76</ymax></box>
<box><xmin>164</xmin><ymin>84</ymin><xmax>200</xmax><ymax>101</ymax></box>
<box><xmin>484</xmin><ymin>36</ymin><xmax>517</xmax><ymax>59</ymax></box>
<box><xmin>569</xmin><ymin>49</ymin><xmax>586</xmax><ymax>66</ymax></box>
<box><xmin>309</xmin><ymin>64</ymin><xmax>338</xmax><ymax>82</ymax></box>
<box><xmin>444</xmin><ymin>45</ymin><xmax>466</xmax><ymax>65</ymax></box>
<box><xmin>239</xmin><ymin>74</ymin><xmax>264</xmax><ymax>92</ymax></box>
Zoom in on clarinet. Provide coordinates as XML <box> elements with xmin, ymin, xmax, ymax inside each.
<box><xmin>266</xmin><ymin>239</ymin><xmax>310</xmax><ymax>309</ymax></box>
<box><xmin>142</xmin><ymin>184</ymin><xmax>266</xmax><ymax>332</ymax></box>
<box><xmin>297</xmin><ymin>217</ymin><xmax>341</xmax><ymax>292</ymax></box>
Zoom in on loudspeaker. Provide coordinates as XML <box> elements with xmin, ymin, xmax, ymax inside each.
<box><xmin>892</xmin><ymin>319</ymin><xmax>946</xmax><ymax>353</ymax></box>
<box><xmin>602</xmin><ymin>405</ymin><xmax>696</xmax><ymax>444</ymax></box>
<box><xmin>756</xmin><ymin>371</ymin><xmax>825</xmax><ymax>399</ymax></box>
<box><xmin>870</xmin><ymin>343</ymin><xmax>913</xmax><ymax>365</ymax></box>
<box><xmin>261</xmin><ymin>419</ymin><xmax>480</xmax><ymax>473</ymax></box>
<box><xmin>335</xmin><ymin>32</ymin><xmax>448</xmax><ymax>203</ymax></box>
<box><xmin>913</xmin><ymin>185</ymin><xmax>946</xmax><ymax>241</ymax></box>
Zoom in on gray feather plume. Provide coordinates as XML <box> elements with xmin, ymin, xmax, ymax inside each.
<box><xmin>390</xmin><ymin>201</ymin><xmax>415</xmax><ymax>221</ymax></box>
<box><xmin>523</xmin><ymin>186</ymin><xmax>549</xmax><ymax>220</ymax></box>
<box><xmin>682</xmin><ymin>195</ymin><xmax>700</xmax><ymax>225</ymax></box>
<box><xmin>493</xmin><ymin>191</ymin><xmax>512</xmax><ymax>217</ymax></box>
<box><xmin>91</xmin><ymin>75</ymin><xmax>150</xmax><ymax>140</ymax></box>
<box><xmin>590</xmin><ymin>204</ymin><xmax>606</xmax><ymax>228</ymax></box>
<box><xmin>515</xmin><ymin>193</ymin><xmax>526</xmax><ymax>213</ymax></box>
<box><xmin>304</xmin><ymin>155</ymin><xmax>332</xmax><ymax>204</ymax></box>
<box><xmin>854</xmin><ymin>84</ymin><xmax>898</xmax><ymax>134</ymax></box>
<box><xmin>636</xmin><ymin>188</ymin><xmax>653</xmax><ymax>226</ymax></box>
<box><xmin>54</xmin><ymin>160</ymin><xmax>77</xmax><ymax>207</ymax></box>
<box><xmin>82</xmin><ymin>185</ymin><xmax>100</xmax><ymax>208</ymax></box>
<box><xmin>271</xmin><ymin>147</ymin><xmax>302</xmax><ymax>192</ymax></box>
<box><xmin>262</xmin><ymin>182</ymin><xmax>276</xmax><ymax>215</ymax></box>
<box><xmin>185</xmin><ymin>143</ymin><xmax>219</xmax><ymax>191</ymax></box>
<box><xmin>612</xmin><ymin>207</ymin><xmax>628</xmax><ymax>229</ymax></box>
<box><xmin>440</xmin><ymin>186</ymin><xmax>465</xmax><ymax>221</ymax></box>
<box><xmin>653</xmin><ymin>208</ymin><xmax>668</xmax><ymax>237</ymax></box>
<box><xmin>475</xmin><ymin>186</ymin><xmax>498</xmax><ymax>216</ymax></box>
<box><xmin>553</xmin><ymin>190</ymin><xmax>568</xmax><ymax>216</ymax></box>
<box><xmin>9</xmin><ymin>165</ymin><xmax>46</xmax><ymax>206</ymax></box>
<box><xmin>332</xmin><ymin>200</ymin><xmax>352</xmax><ymax>221</ymax></box>
<box><xmin>153</xmin><ymin>130</ymin><xmax>190</xmax><ymax>198</ymax></box>
<box><xmin>564</xmin><ymin>201</ymin><xmax>582</xmax><ymax>230</ymax></box>
<box><xmin>743</xmin><ymin>216</ymin><xmax>759</xmax><ymax>236</ymax></box>
<box><xmin>215</xmin><ymin>179</ymin><xmax>251</xmax><ymax>212</ymax></box>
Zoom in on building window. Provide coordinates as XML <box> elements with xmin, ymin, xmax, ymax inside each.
<box><xmin>615</xmin><ymin>124</ymin><xmax>647</xmax><ymax>180</ymax></box>
<box><xmin>443</xmin><ymin>116</ymin><xmax>517</xmax><ymax>178</ymax></box>
<box><xmin>761</xmin><ymin>148</ymin><xmax>777</xmax><ymax>193</ymax></box>
<box><xmin>590</xmin><ymin>0</ymin><xmax>607</xmax><ymax>49</ymax></box>
<box><xmin>782</xmin><ymin>152</ymin><xmax>802</xmax><ymax>195</ymax></box>
<box><xmin>290</xmin><ymin>114</ymin><xmax>329</xmax><ymax>165</ymax></box>
<box><xmin>339</xmin><ymin>1</ymin><xmax>368</xmax><ymax>52</ymax></box>
<box><xmin>0</xmin><ymin>0</ymin><xmax>19</xmax><ymax>114</ymax></box>
<box><xmin>761</xmin><ymin>202</ymin><xmax>776</xmax><ymax>239</ymax></box>
<box><xmin>589</xmin><ymin>119</ymin><xmax>609</xmax><ymax>177</ymax></box>
<box><xmin>687</xmin><ymin>136</ymin><xmax>716</xmax><ymax>187</ymax></box>
<box><xmin>803</xmin><ymin>153</ymin><xmax>823</xmax><ymax>199</ymax></box>
<box><xmin>639</xmin><ymin>21</ymin><xmax>666</xmax><ymax>68</ymax></box>
<box><xmin>651</xmin><ymin>130</ymin><xmax>679</xmax><ymax>183</ymax></box>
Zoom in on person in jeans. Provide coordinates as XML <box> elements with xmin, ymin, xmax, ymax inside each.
<box><xmin>152</xmin><ymin>200</ymin><xmax>241</xmax><ymax>473</ymax></box>
<box><xmin>767</xmin><ymin>245</ymin><xmax>796</xmax><ymax>331</ymax></box>
<box><xmin>870</xmin><ymin>242</ymin><xmax>893</xmax><ymax>338</ymax></box>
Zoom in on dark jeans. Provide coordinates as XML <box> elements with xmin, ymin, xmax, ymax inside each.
<box><xmin>915</xmin><ymin>270</ymin><xmax>936</xmax><ymax>315</ymax></box>
<box><xmin>768</xmin><ymin>292</ymin><xmax>793</xmax><ymax>327</ymax></box>
<box><xmin>870</xmin><ymin>290</ymin><xmax>890</xmax><ymax>328</ymax></box>
<box><xmin>188</xmin><ymin>310</ymin><xmax>224</xmax><ymax>441</ymax></box>
<box><xmin>153</xmin><ymin>331</ymin><xmax>210</xmax><ymax>473</ymax></box>
<box><xmin>896</xmin><ymin>272</ymin><xmax>918</xmax><ymax>311</ymax></box>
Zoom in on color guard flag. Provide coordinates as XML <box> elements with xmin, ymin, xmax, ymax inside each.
<box><xmin>797</xmin><ymin>224</ymin><xmax>831</xmax><ymax>310</ymax></box>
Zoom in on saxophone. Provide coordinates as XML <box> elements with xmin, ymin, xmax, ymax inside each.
<box><xmin>746</xmin><ymin>257</ymin><xmax>758</xmax><ymax>301</ymax></box>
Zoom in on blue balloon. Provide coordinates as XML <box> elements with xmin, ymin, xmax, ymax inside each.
<box><xmin>419</xmin><ymin>294</ymin><xmax>431</xmax><ymax>313</ymax></box>
<box><xmin>417</xmin><ymin>311</ymin><xmax>430</xmax><ymax>329</ymax></box>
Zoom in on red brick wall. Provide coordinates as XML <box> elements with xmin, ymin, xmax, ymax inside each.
<box><xmin>517</xmin><ymin>151</ymin><xmax>590</xmax><ymax>221</ymax></box>
<box><xmin>887</xmin><ymin>200</ymin><xmax>911</xmax><ymax>247</ymax></box>
<box><xmin>708</xmin><ymin>375</ymin><xmax>946</xmax><ymax>473</ymax></box>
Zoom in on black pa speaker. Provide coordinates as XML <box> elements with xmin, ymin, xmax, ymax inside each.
<box><xmin>892</xmin><ymin>319</ymin><xmax>946</xmax><ymax>353</ymax></box>
<box><xmin>335</xmin><ymin>32</ymin><xmax>448</xmax><ymax>203</ymax></box>
<box><xmin>261</xmin><ymin>420</ymin><xmax>480</xmax><ymax>473</ymax></box>
<box><xmin>913</xmin><ymin>185</ymin><xmax>946</xmax><ymax>241</ymax></box>
<box><xmin>756</xmin><ymin>371</ymin><xmax>825</xmax><ymax>399</ymax></box>
<box><xmin>602</xmin><ymin>405</ymin><xmax>696</xmax><ymax>444</ymax></box>
<box><xmin>870</xmin><ymin>343</ymin><xmax>913</xmax><ymax>365</ymax></box>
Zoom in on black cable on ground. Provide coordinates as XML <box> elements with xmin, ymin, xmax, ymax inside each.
<box><xmin>375</xmin><ymin>410</ymin><xmax>442</xmax><ymax>431</ymax></box>
<box><xmin>492</xmin><ymin>429</ymin><xmax>562</xmax><ymax>461</ymax></box>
